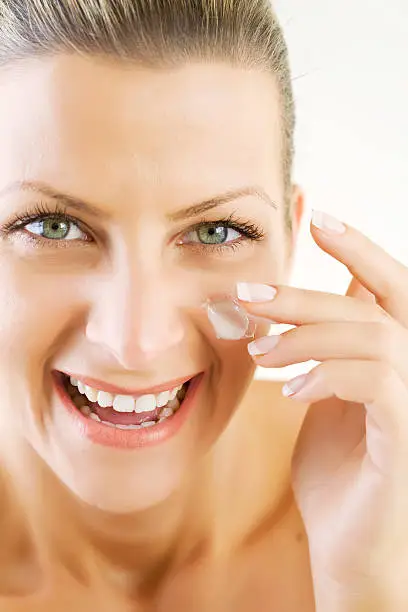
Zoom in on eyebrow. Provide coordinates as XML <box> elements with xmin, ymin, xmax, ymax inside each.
<box><xmin>0</xmin><ymin>180</ymin><xmax>278</xmax><ymax>221</ymax></box>
<box><xmin>167</xmin><ymin>186</ymin><xmax>278</xmax><ymax>221</ymax></box>
<box><xmin>0</xmin><ymin>180</ymin><xmax>109</xmax><ymax>219</ymax></box>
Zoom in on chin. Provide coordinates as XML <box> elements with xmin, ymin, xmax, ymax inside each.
<box><xmin>68</xmin><ymin>464</ymin><xmax>189</xmax><ymax>514</ymax></box>
<box><xmin>31</xmin><ymin>430</ymin><xmax>202</xmax><ymax>514</ymax></box>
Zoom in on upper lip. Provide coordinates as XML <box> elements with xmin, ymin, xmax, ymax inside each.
<box><xmin>57</xmin><ymin>371</ymin><xmax>200</xmax><ymax>396</ymax></box>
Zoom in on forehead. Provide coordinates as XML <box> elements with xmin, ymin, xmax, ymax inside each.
<box><xmin>0</xmin><ymin>56</ymin><xmax>284</xmax><ymax>207</ymax></box>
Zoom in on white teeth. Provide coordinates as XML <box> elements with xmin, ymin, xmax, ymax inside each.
<box><xmin>85</xmin><ymin>385</ymin><xmax>98</xmax><ymax>403</ymax></box>
<box><xmin>156</xmin><ymin>390</ymin><xmax>170</xmax><ymax>408</ymax></box>
<box><xmin>101</xmin><ymin>420</ymin><xmax>115</xmax><ymax>428</ymax></box>
<box><xmin>135</xmin><ymin>394</ymin><xmax>156</xmax><ymax>414</ymax></box>
<box><xmin>141</xmin><ymin>421</ymin><xmax>156</xmax><ymax>427</ymax></box>
<box><xmin>113</xmin><ymin>395</ymin><xmax>136</xmax><ymax>413</ymax></box>
<box><xmin>90</xmin><ymin>413</ymin><xmax>101</xmax><ymax>422</ymax></box>
<box><xmin>169</xmin><ymin>386</ymin><xmax>179</xmax><ymax>400</ymax></box>
<box><xmin>69</xmin><ymin>376</ymin><xmax>187</xmax><ymax>414</ymax></box>
<box><xmin>97</xmin><ymin>391</ymin><xmax>114</xmax><ymax>408</ymax></box>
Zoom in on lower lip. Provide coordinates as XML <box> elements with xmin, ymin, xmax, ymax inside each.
<box><xmin>53</xmin><ymin>372</ymin><xmax>204</xmax><ymax>450</ymax></box>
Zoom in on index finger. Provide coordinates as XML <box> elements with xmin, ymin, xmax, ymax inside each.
<box><xmin>236</xmin><ymin>283</ymin><xmax>389</xmax><ymax>327</ymax></box>
<box><xmin>311</xmin><ymin>211</ymin><xmax>408</xmax><ymax>323</ymax></box>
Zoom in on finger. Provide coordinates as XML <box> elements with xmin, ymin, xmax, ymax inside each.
<box><xmin>282</xmin><ymin>359</ymin><xmax>408</xmax><ymax>448</ymax></box>
<box><xmin>310</xmin><ymin>211</ymin><xmax>408</xmax><ymax>325</ymax></box>
<box><xmin>346</xmin><ymin>277</ymin><xmax>377</xmax><ymax>305</ymax></box>
<box><xmin>249</xmin><ymin>320</ymin><xmax>408</xmax><ymax>384</ymax></box>
<box><xmin>237</xmin><ymin>283</ymin><xmax>390</xmax><ymax>327</ymax></box>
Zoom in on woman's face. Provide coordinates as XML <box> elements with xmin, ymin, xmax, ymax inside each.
<box><xmin>0</xmin><ymin>55</ymin><xmax>299</xmax><ymax>513</ymax></box>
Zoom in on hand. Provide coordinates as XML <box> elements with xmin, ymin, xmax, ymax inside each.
<box><xmin>237</xmin><ymin>211</ymin><xmax>408</xmax><ymax>611</ymax></box>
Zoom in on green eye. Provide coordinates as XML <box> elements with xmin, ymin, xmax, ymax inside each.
<box><xmin>25</xmin><ymin>216</ymin><xmax>85</xmax><ymax>241</ymax></box>
<box><xmin>197</xmin><ymin>225</ymin><xmax>228</xmax><ymax>244</ymax></box>
<box><xmin>42</xmin><ymin>217</ymin><xmax>69</xmax><ymax>239</ymax></box>
<box><xmin>193</xmin><ymin>224</ymin><xmax>241</xmax><ymax>245</ymax></box>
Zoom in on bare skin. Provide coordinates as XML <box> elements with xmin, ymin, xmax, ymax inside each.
<box><xmin>2</xmin><ymin>52</ymin><xmax>406</xmax><ymax>612</ymax></box>
<box><xmin>0</xmin><ymin>56</ymin><xmax>311</xmax><ymax>610</ymax></box>
<box><xmin>0</xmin><ymin>380</ymin><xmax>314</xmax><ymax>611</ymax></box>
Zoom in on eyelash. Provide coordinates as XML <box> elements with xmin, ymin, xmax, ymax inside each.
<box><xmin>179</xmin><ymin>213</ymin><xmax>265</xmax><ymax>254</ymax></box>
<box><xmin>0</xmin><ymin>202</ymin><xmax>92</xmax><ymax>249</ymax></box>
<box><xmin>0</xmin><ymin>203</ymin><xmax>266</xmax><ymax>253</ymax></box>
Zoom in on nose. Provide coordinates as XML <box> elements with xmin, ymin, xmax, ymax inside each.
<box><xmin>85</xmin><ymin>263</ymin><xmax>185</xmax><ymax>370</ymax></box>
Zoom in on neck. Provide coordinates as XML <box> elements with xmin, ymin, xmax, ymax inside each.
<box><xmin>76</xmin><ymin>462</ymin><xmax>214</xmax><ymax>578</ymax></box>
<box><xmin>2</xmin><ymin>441</ymin><xmax>216</xmax><ymax>591</ymax></box>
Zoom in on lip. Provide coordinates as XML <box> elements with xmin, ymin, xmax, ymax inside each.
<box><xmin>60</xmin><ymin>372</ymin><xmax>199</xmax><ymax>397</ymax></box>
<box><xmin>53</xmin><ymin>371</ymin><xmax>204</xmax><ymax>450</ymax></box>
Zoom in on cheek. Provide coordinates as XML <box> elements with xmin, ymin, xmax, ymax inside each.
<box><xmin>203</xmin><ymin>317</ymin><xmax>270</xmax><ymax>426</ymax></box>
<box><xmin>0</xmin><ymin>261</ymin><xmax>83</xmax><ymax>366</ymax></box>
<box><xmin>213</xmin><ymin>319</ymin><xmax>270</xmax><ymax>379</ymax></box>
<box><xmin>207</xmin><ymin>335</ymin><xmax>258</xmax><ymax>421</ymax></box>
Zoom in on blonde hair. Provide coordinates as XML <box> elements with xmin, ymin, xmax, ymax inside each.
<box><xmin>0</xmin><ymin>0</ymin><xmax>295</xmax><ymax>230</ymax></box>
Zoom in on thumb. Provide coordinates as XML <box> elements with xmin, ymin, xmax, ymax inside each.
<box><xmin>346</xmin><ymin>276</ymin><xmax>377</xmax><ymax>304</ymax></box>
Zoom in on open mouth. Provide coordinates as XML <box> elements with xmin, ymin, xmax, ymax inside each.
<box><xmin>60</xmin><ymin>373</ymin><xmax>191</xmax><ymax>431</ymax></box>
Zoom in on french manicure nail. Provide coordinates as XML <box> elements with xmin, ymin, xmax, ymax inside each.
<box><xmin>237</xmin><ymin>283</ymin><xmax>277</xmax><ymax>303</ymax></box>
<box><xmin>282</xmin><ymin>374</ymin><xmax>309</xmax><ymax>397</ymax></box>
<box><xmin>311</xmin><ymin>210</ymin><xmax>346</xmax><ymax>235</ymax></box>
<box><xmin>248</xmin><ymin>335</ymin><xmax>280</xmax><ymax>356</ymax></box>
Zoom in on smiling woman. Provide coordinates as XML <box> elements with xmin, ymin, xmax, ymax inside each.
<box><xmin>0</xmin><ymin>0</ymin><xmax>316</xmax><ymax>610</ymax></box>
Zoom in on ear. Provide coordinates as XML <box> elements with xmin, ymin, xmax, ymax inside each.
<box><xmin>284</xmin><ymin>185</ymin><xmax>305</xmax><ymax>277</ymax></box>
<box><xmin>290</xmin><ymin>185</ymin><xmax>305</xmax><ymax>241</ymax></box>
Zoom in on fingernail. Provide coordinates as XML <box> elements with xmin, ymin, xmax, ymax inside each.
<box><xmin>206</xmin><ymin>298</ymin><xmax>253</xmax><ymax>340</ymax></box>
<box><xmin>282</xmin><ymin>374</ymin><xmax>309</xmax><ymax>397</ymax></box>
<box><xmin>237</xmin><ymin>283</ymin><xmax>277</xmax><ymax>303</ymax></box>
<box><xmin>312</xmin><ymin>210</ymin><xmax>346</xmax><ymax>235</ymax></box>
<box><xmin>248</xmin><ymin>334</ymin><xmax>280</xmax><ymax>356</ymax></box>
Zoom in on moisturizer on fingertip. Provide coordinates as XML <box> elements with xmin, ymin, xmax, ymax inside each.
<box><xmin>204</xmin><ymin>298</ymin><xmax>256</xmax><ymax>340</ymax></box>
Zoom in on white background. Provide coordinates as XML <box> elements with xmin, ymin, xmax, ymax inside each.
<box><xmin>256</xmin><ymin>0</ymin><xmax>408</xmax><ymax>381</ymax></box>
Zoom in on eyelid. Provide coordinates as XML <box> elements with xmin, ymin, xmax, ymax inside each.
<box><xmin>25</xmin><ymin>217</ymin><xmax>89</xmax><ymax>242</ymax></box>
<box><xmin>177</xmin><ymin>214</ymin><xmax>265</xmax><ymax>241</ymax></box>
<box><xmin>15</xmin><ymin>231</ymin><xmax>92</xmax><ymax>251</ymax></box>
<box><xmin>5</xmin><ymin>202</ymin><xmax>95</xmax><ymax>235</ymax></box>
<box><xmin>174</xmin><ymin>216</ymin><xmax>265</xmax><ymax>258</ymax></box>
<box><xmin>0</xmin><ymin>209</ymin><xmax>96</xmax><ymax>250</ymax></box>
<box><xmin>24</xmin><ymin>215</ymin><xmax>91</xmax><ymax>240</ymax></box>
<box><xmin>180</xmin><ymin>224</ymin><xmax>240</xmax><ymax>244</ymax></box>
